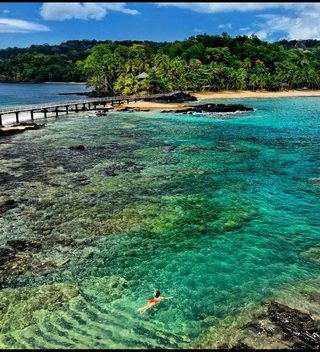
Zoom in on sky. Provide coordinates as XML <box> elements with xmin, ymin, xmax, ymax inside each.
<box><xmin>1</xmin><ymin>2</ymin><xmax>320</xmax><ymax>49</ymax></box>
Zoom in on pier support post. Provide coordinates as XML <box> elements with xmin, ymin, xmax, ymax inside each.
<box><xmin>30</xmin><ymin>110</ymin><xmax>34</xmax><ymax>121</ymax></box>
<box><xmin>43</xmin><ymin>109</ymin><xmax>47</xmax><ymax>119</ymax></box>
<box><xmin>88</xmin><ymin>103</ymin><xmax>91</xmax><ymax>110</ymax></box>
<box><xmin>82</xmin><ymin>103</ymin><xmax>86</xmax><ymax>111</ymax></box>
<box><xmin>55</xmin><ymin>107</ymin><xmax>59</xmax><ymax>117</ymax></box>
<box><xmin>103</xmin><ymin>102</ymin><xmax>106</xmax><ymax>107</ymax></box>
<box><xmin>65</xmin><ymin>106</ymin><xmax>69</xmax><ymax>115</ymax></box>
<box><xmin>75</xmin><ymin>104</ymin><xmax>79</xmax><ymax>113</ymax></box>
<box><xmin>0</xmin><ymin>114</ymin><xmax>2</xmax><ymax>126</ymax></box>
<box><xmin>15</xmin><ymin>112</ymin><xmax>19</xmax><ymax>124</ymax></box>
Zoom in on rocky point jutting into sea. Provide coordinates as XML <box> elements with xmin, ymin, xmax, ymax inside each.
<box><xmin>0</xmin><ymin>85</ymin><xmax>319</xmax><ymax>348</ymax></box>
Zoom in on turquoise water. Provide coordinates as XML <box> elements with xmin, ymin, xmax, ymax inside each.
<box><xmin>0</xmin><ymin>97</ymin><xmax>319</xmax><ymax>348</ymax></box>
<box><xmin>0</xmin><ymin>83</ymin><xmax>90</xmax><ymax>108</ymax></box>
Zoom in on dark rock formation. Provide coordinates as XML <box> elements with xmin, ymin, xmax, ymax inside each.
<box><xmin>267</xmin><ymin>301</ymin><xmax>320</xmax><ymax>348</ymax></box>
<box><xmin>117</xmin><ymin>107</ymin><xmax>150</xmax><ymax>112</ymax></box>
<box><xmin>0</xmin><ymin>238</ymin><xmax>44</xmax><ymax>286</ymax></box>
<box><xmin>164</xmin><ymin>103</ymin><xmax>254</xmax><ymax>115</ymax></box>
<box><xmin>117</xmin><ymin>107</ymin><xmax>135</xmax><ymax>112</ymax></box>
<box><xmin>69</xmin><ymin>145</ymin><xmax>86</xmax><ymax>151</ymax></box>
<box><xmin>209</xmin><ymin>300</ymin><xmax>320</xmax><ymax>350</ymax></box>
<box><xmin>0</xmin><ymin>123</ymin><xmax>45</xmax><ymax>136</ymax></box>
<box><xmin>0</xmin><ymin>235</ymin><xmax>82</xmax><ymax>289</ymax></box>
<box><xmin>0</xmin><ymin>199</ymin><xmax>18</xmax><ymax>213</ymax></box>
<box><xmin>144</xmin><ymin>92</ymin><xmax>197</xmax><ymax>103</ymax></box>
<box><xmin>0</xmin><ymin>247</ymin><xmax>14</xmax><ymax>267</ymax></box>
<box><xmin>6</xmin><ymin>239</ymin><xmax>42</xmax><ymax>252</ymax></box>
<box><xmin>95</xmin><ymin>111</ymin><xmax>108</xmax><ymax>116</ymax></box>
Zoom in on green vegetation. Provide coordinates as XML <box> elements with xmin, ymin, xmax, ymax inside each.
<box><xmin>2</xmin><ymin>35</ymin><xmax>320</xmax><ymax>93</ymax></box>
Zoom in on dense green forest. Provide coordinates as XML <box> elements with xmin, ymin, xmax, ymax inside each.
<box><xmin>2</xmin><ymin>34</ymin><xmax>320</xmax><ymax>94</ymax></box>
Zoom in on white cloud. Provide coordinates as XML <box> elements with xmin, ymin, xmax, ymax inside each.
<box><xmin>40</xmin><ymin>2</ymin><xmax>139</xmax><ymax>21</ymax></box>
<box><xmin>254</xmin><ymin>30</ymin><xmax>268</xmax><ymax>40</ymax></box>
<box><xmin>0</xmin><ymin>18</ymin><xmax>50</xmax><ymax>33</ymax></box>
<box><xmin>156</xmin><ymin>2</ymin><xmax>320</xmax><ymax>40</ymax></box>
<box><xmin>218</xmin><ymin>23</ymin><xmax>232</xmax><ymax>29</ymax></box>
<box><xmin>254</xmin><ymin>5</ymin><xmax>320</xmax><ymax>40</ymax></box>
<box><xmin>156</xmin><ymin>3</ymin><xmax>296</xmax><ymax>14</ymax></box>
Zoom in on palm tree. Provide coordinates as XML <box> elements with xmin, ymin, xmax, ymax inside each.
<box><xmin>78</xmin><ymin>44</ymin><xmax>119</xmax><ymax>95</ymax></box>
<box><xmin>166</xmin><ymin>57</ymin><xmax>189</xmax><ymax>90</ymax></box>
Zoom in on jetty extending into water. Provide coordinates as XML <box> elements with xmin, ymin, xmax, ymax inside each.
<box><xmin>0</xmin><ymin>92</ymin><xmax>180</xmax><ymax>126</ymax></box>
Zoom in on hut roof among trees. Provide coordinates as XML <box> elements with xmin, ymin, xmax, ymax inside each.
<box><xmin>136</xmin><ymin>72</ymin><xmax>148</xmax><ymax>79</ymax></box>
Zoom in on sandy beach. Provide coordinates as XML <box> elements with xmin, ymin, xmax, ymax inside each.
<box><xmin>115</xmin><ymin>89</ymin><xmax>320</xmax><ymax>111</ymax></box>
<box><xmin>192</xmin><ymin>89</ymin><xmax>320</xmax><ymax>100</ymax></box>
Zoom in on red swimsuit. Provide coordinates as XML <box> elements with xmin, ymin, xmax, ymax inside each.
<box><xmin>148</xmin><ymin>298</ymin><xmax>159</xmax><ymax>304</ymax></box>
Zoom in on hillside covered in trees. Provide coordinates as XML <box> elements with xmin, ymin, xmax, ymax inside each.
<box><xmin>2</xmin><ymin>34</ymin><xmax>320</xmax><ymax>94</ymax></box>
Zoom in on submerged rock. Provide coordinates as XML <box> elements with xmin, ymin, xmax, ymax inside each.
<box><xmin>301</xmin><ymin>246</ymin><xmax>320</xmax><ymax>265</ymax></box>
<box><xmin>103</xmin><ymin>161</ymin><xmax>145</xmax><ymax>176</ymax></box>
<box><xmin>0</xmin><ymin>173</ymin><xmax>17</xmax><ymax>185</ymax></box>
<box><xmin>72</xmin><ymin>174</ymin><xmax>91</xmax><ymax>186</ymax></box>
<box><xmin>0</xmin><ymin>247</ymin><xmax>14</xmax><ymax>267</ymax></box>
<box><xmin>6</xmin><ymin>239</ymin><xmax>42</xmax><ymax>252</ymax></box>
<box><xmin>69</xmin><ymin>145</ymin><xmax>86</xmax><ymax>151</ymax></box>
<box><xmin>81</xmin><ymin>275</ymin><xmax>128</xmax><ymax>303</ymax></box>
<box><xmin>0</xmin><ymin>282</ymin><xmax>79</xmax><ymax>333</ymax></box>
<box><xmin>0</xmin><ymin>199</ymin><xmax>18</xmax><ymax>213</ymax></box>
<box><xmin>0</xmin><ymin>237</ymin><xmax>76</xmax><ymax>288</ymax></box>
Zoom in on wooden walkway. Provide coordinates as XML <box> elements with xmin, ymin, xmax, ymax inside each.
<box><xmin>0</xmin><ymin>92</ymin><xmax>180</xmax><ymax>125</ymax></box>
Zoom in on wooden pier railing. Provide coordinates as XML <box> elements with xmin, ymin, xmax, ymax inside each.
<box><xmin>0</xmin><ymin>91</ymin><xmax>181</xmax><ymax>126</ymax></box>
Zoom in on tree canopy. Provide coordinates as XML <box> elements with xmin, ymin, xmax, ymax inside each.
<box><xmin>1</xmin><ymin>35</ymin><xmax>320</xmax><ymax>93</ymax></box>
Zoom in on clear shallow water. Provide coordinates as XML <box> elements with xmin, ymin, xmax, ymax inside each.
<box><xmin>0</xmin><ymin>83</ymin><xmax>91</xmax><ymax>108</ymax></box>
<box><xmin>0</xmin><ymin>97</ymin><xmax>319</xmax><ymax>348</ymax></box>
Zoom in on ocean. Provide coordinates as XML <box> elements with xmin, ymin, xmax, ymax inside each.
<box><xmin>0</xmin><ymin>92</ymin><xmax>319</xmax><ymax>348</ymax></box>
<box><xmin>0</xmin><ymin>82</ymin><xmax>91</xmax><ymax>108</ymax></box>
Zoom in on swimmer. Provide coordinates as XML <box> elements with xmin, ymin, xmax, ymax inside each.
<box><xmin>138</xmin><ymin>289</ymin><xmax>173</xmax><ymax>313</ymax></box>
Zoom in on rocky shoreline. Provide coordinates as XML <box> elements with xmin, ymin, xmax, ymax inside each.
<box><xmin>114</xmin><ymin>92</ymin><xmax>253</xmax><ymax>115</ymax></box>
<box><xmin>0</xmin><ymin>122</ymin><xmax>45</xmax><ymax>136</ymax></box>
<box><xmin>198</xmin><ymin>298</ymin><xmax>320</xmax><ymax>350</ymax></box>
<box><xmin>160</xmin><ymin>103</ymin><xmax>254</xmax><ymax>115</ymax></box>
